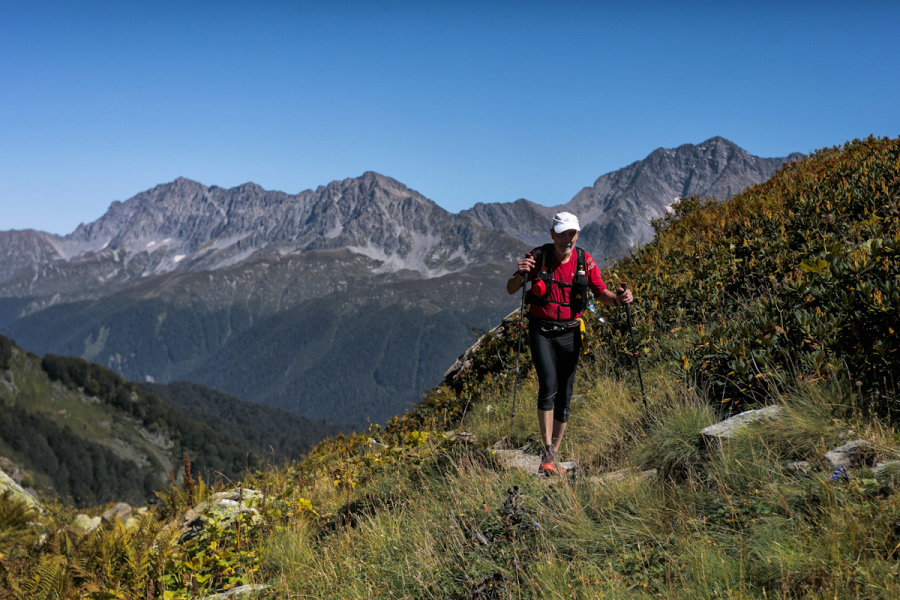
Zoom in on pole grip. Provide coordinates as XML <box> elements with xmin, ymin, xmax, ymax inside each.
<box><xmin>519</xmin><ymin>253</ymin><xmax>533</xmax><ymax>276</ymax></box>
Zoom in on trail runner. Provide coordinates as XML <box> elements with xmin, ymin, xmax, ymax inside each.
<box><xmin>506</xmin><ymin>212</ymin><xmax>633</xmax><ymax>475</ymax></box>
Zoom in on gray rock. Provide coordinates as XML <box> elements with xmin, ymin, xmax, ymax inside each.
<box><xmin>491</xmin><ymin>447</ymin><xmax>576</xmax><ymax>477</ymax></box>
<box><xmin>179</xmin><ymin>488</ymin><xmax>264</xmax><ymax>541</ymax></box>
<box><xmin>0</xmin><ymin>469</ymin><xmax>43</xmax><ymax>514</ymax></box>
<box><xmin>491</xmin><ymin>437</ymin><xmax>514</xmax><ymax>451</ymax></box>
<box><xmin>593</xmin><ymin>468</ymin><xmax>658</xmax><ymax>485</ymax></box>
<box><xmin>456</xmin><ymin>432</ymin><xmax>477</xmax><ymax>445</ymax></box>
<box><xmin>73</xmin><ymin>514</ymin><xmax>102</xmax><ymax>532</ymax></box>
<box><xmin>700</xmin><ymin>406</ymin><xmax>783</xmax><ymax>440</ymax></box>
<box><xmin>1</xmin><ymin>369</ymin><xmax>15</xmax><ymax>393</ymax></box>
<box><xmin>365</xmin><ymin>438</ymin><xmax>387</xmax><ymax>452</ymax></box>
<box><xmin>102</xmin><ymin>502</ymin><xmax>132</xmax><ymax>522</ymax></box>
<box><xmin>0</xmin><ymin>457</ymin><xmax>26</xmax><ymax>485</ymax></box>
<box><xmin>782</xmin><ymin>460</ymin><xmax>812</xmax><ymax>474</ymax></box>
<box><xmin>200</xmin><ymin>584</ymin><xmax>269</xmax><ymax>599</ymax></box>
<box><xmin>467</xmin><ymin>529</ymin><xmax>490</xmax><ymax>546</ymax></box>
<box><xmin>824</xmin><ymin>440</ymin><xmax>875</xmax><ymax>469</ymax></box>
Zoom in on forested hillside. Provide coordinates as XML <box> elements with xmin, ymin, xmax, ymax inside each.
<box><xmin>139</xmin><ymin>380</ymin><xmax>350</xmax><ymax>463</ymax></box>
<box><xmin>0</xmin><ymin>336</ymin><xmax>257</xmax><ymax>506</ymax></box>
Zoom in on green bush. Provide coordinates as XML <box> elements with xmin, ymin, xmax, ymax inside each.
<box><xmin>601</xmin><ymin>136</ymin><xmax>900</xmax><ymax>416</ymax></box>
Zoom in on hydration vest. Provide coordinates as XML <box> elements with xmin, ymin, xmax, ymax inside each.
<box><xmin>526</xmin><ymin>243</ymin><xmax>589</xmax><ymax>316</ymax></box>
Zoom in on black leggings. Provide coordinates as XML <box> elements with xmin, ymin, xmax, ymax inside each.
<box><xmin>529</xmin><ymin>323</ymin><xmax>579</xmax><ymax>423</ymax></box>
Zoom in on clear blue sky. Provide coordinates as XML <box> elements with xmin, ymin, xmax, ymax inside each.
<box><xmin>2</xmin><ymin>1</ymin><xmax>898</xmax><ymax>235</ymax></box>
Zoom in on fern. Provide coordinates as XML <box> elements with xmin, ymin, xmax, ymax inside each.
<box><xmin>20</xmin><ymin>555</ymin><xmax>69</xmax><ymax>600</ymax></box>
<box><xmin>0</xmin><ymin>492</ymin><xmax>37</xmax><ymax>550</ymax></box>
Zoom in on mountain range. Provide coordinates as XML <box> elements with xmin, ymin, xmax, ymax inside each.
<box><xmin>0</xmin><ymin>137</ymin><xmax>802</xmax><ymax>426</ymax></box>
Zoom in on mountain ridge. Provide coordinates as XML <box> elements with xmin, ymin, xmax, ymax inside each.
<box><xmin>463</xmin><ymin>136</ymin><xmax>804</xmax><ymax>259</ymax></box>
<box><xmin>0</xmin><ymin>171</ymin><xmax>526</xmax><ymax>307</ymax></box>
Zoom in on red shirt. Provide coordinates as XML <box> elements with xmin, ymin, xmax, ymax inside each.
<box><xmin>525</xmin><ymin>246</ymin><xmax>607</xmax><ymax>321</ymax></box>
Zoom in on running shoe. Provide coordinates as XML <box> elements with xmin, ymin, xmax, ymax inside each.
<box><xmin>539</xmin><ymin>450</ymin><xmax>567</xmax><ymax>476</ymax></box>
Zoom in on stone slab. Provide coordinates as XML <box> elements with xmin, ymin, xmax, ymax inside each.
<box><xmin>700</xmin><ymin>406</ymin><xmax>783</xmax><ymax>440</ymax></box>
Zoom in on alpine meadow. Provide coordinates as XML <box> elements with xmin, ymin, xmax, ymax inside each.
<box><xmin>2</xmin><ymin>136</ymin><xmax>900</xmax><ymax>599</ymax></box>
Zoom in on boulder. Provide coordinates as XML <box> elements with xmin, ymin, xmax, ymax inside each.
<box><xmin>782</xmin><ymin>460</ymin><xmax>812</xmax><ymax>474</ymax></box>
<box><xmin>0</xmin><ymin>457</ymin><xmax>26</xmax><ymax>485</ymax></box>
<box><xmin>456</xmin><ymin>432</ymin><xmax>477</xmax><ymax>445</ymax></box>
<box><xmin>824</xmin><ymin>440</ymin><xmax>876</xmax><ymax>469</ymax></box>
<box><xmin>701</xmin><ymin>406</ymin><xmax>783</xmax><ymax>440</ymax></box>
<box><xmin>593</xmin><ymin>468</ymin><xmax>658</xmax><ymax>485</ymax></box>
<box><xmin>0</xmin><ymin>468</ymin><xmax>43</xmax><ymax>514</ymax></box>
<box><xmin>491</xmin><ymin>446</ymin><xmax>576</xmax><ymax>477</ymax></box>
<box><xmin>364</xmin><ymin>438</ymin><xmax>387</xmax><ymax>452</ymax></box>
<box><xmin>102</xmin><ymin>502</ymin><xmax>132</xmax><ymax>522</ymax></box>
<box><xmin>200</xmin><ymin>584</ymin><xmax>269</xmax><ymax>599</ymax></box>
<box><xmin>491</xmin><ymin>437</ymin><xmax>514</xmax><ymax>451</ymax></box>
<box><xmin>72</xmin><ymin>514</ymin><xmax>102</xmax><ymax>533</ymax></box>
<box><xmin>180</xmin><ymin>488</ymin><xmax>263</xmax><ymax>541</ymax></box>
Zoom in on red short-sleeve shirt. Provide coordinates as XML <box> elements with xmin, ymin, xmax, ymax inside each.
<box><xmin>524</xmin><ymin>246</ymin><xmax>606</xmax><ymax>321</ymax></box>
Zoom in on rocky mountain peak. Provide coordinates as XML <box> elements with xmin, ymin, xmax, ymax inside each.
<box><xmin>463</xmin><ymin>137</ymin><xmax>804</xmax><ymax>261</ymax></box>
<box><xmin>0</xmin><ymin>171</ymin><xmax>526</xmax><ymax>300</ymax></box>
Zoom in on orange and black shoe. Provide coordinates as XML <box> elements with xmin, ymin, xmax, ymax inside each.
<box><xmin>539</xmin><ymin>450</ymin><xmax>567</xmax><ymax>476</ymax></box>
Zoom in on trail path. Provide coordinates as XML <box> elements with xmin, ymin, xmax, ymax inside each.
<box><xmin>489</xmin><ymin>440</ymin><xmax>577</xmax><ymax>478</ymax></box>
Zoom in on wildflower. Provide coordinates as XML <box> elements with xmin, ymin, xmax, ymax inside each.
<box><xmin>828</xmin><ymin>465</ymin><xmax>849</xmax><ymax>483</ymax></box>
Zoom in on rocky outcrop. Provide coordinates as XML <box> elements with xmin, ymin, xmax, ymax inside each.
<box><xmin>697</xmin><ymin>408</ymin><xmax>890</xmax><ymax>480</ymax></box>
<box><xmin>824</xmin><ymin>440</ymin><xmax>877</xmax><ymax>469</ymax></box>
<box><xmin>177</xmin><ymin>488</ymin><xmax>263</xmax><ymax>541</ymax></box>
<box><xmin>71</xmin><ymin>502</ymin><xmax>150</xmax><ymax>533</ymax></box>
<box><xmin>0</xmin><ymin>468</ymin><xmax>43</xmax><ymax>514</ymax></box>
<box><xmin>72</xmin><ymin>514</ymin><xmax>102</xmax><ymax>532</ymax></box>
<box><xmin>490</xmin><ymin>439</ymin><xmax>577</xmax><ymax>477</ymax></box>
<box><xmin>700</xmin><ymin>406</ymin><xmax>783</xmax><ymax>440</ymax></box>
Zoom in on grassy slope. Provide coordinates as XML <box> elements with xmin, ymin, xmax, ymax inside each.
<box><xmin>3</xmin><ymin>136</ymin><xmax>900</xmax><ymax>599</ymax></box>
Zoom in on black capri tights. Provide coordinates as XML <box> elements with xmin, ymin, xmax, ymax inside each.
<box><xmin>529</xmin><ymin>324</ymin><xmax>579</xmax><ymax>423</ymax></box>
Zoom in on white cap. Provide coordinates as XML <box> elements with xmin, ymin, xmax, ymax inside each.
<box><xmin>552</xmin><ymin>212</ymin><xmax>580</xmax><ymax>233</ymax></box>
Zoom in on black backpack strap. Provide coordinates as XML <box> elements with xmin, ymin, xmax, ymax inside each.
<box><xmin>540</xmin><ymin>243</ymin><xmax>553</xmax><ymax>270</ymax></box>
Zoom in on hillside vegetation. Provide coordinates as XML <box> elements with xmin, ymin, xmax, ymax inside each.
<box><xmin>0</xmin><ymin>340</ymin><xmax>258</xmax><ymax>507</ymax></box>
<box><xmin>138</xmin><ymin>380</ymin><xmax>349</xmax><ymax>463</ymax></box>
<box><xmin>1</xmin><ymin>136</ymin><xmax>899</xmax><ymax>599</ymax></box>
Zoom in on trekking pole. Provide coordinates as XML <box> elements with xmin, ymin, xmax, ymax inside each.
<box><xmin>510</xmin><ymin>254</ymin><xmax>532</xmax><ymax>426</ymax></box>
<box><xmin>618</xmin><ymin>282</ymin><xmax>648</xmax><ymax>410</ymax></box>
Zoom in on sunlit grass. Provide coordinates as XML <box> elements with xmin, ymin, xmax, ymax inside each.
<box><xmin>249</xmin><ymin>367</ymin><xmax>900</xmax><ymax>599</ymax></box>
